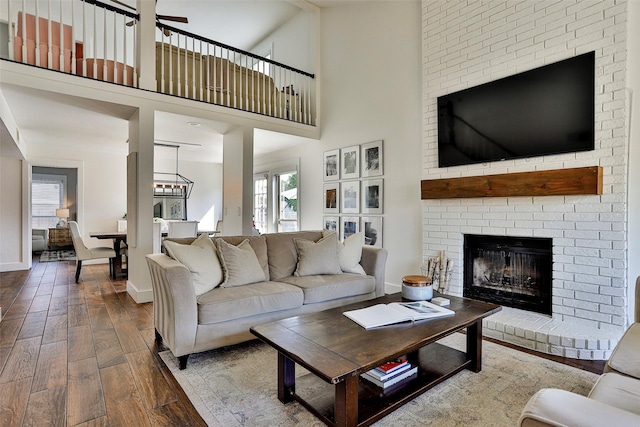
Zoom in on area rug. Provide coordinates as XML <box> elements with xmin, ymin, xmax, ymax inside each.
<box><xmin>39</xmin><ymin>249</ymin><xmax>76</xmax><ymax>262</ymax></box>
<box><xmin>159</xmin><ymin>333</ymin><xmax>598</xmax><ymax>427</ymax></box>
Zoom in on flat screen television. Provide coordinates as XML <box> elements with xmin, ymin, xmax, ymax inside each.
<box><xmin>437</xmin><ymin>51</ymin><xmax>595</xmax><ymax>168</ymax></box>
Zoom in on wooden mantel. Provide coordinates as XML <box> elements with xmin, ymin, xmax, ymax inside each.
<box><xmin>421</xmin><ymin>166</ymin><xmax>603</xmax><ymax>199</ymax></box>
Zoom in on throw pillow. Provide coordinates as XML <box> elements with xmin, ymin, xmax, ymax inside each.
<box><xmin>294</xmin><ymin>232</ymin><xmax>342</xmax><ymax>276</ymax></box>
<box><xmin>162</xmin><ymin>233</ymin><xmax>223</xmax><ymax>296</ymax></box>
<box><xmin>216</xmin><ymin>238</ymin><xmax>266</xmax><ymax>287</ymax></box>
<box><xmin>323</xmin><ymin>230</ymin><xmax>366</xmax><ymax>275</ymax></box>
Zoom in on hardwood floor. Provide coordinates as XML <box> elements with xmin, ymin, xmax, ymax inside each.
<box><xmin>0</xmin><ymin>256</ymin><xmax>605</xmax><ymax>427</ymax></box>
<box><xmin>0</xmin><ymin>256</ymin><xmax>206</xmax><ymax>427</ymax></box>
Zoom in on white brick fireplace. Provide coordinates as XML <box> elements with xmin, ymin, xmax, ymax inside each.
<box><xmin>422</xmin><ymin>0</ymin><xmax>630</xmax><ymax>359</ymax></box>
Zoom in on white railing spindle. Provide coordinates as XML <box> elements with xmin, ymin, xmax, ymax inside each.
<box><xmin>102</xmin><ymin>7</ymin><xmax>107</xmax><ymax>81</ymax></box>
<box><xmin>58</xmin><ymin>0</ymin><xmax>63</xmax><ymax>71</ymax></box>
<box><xmin>46</xmin><ymin>0</ymin><xmax>52</xmax><ymax>69</ymax></box>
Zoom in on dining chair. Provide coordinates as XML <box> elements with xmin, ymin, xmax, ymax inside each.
<box><xmin>167</xmin><ymin>220</ymin><xmax>198</xmax><ymax>238</ymax></box>
<box><xmin>68</xmin><ymin>221</ymin><xmax>117</xmax><ymax>283</ymax></box>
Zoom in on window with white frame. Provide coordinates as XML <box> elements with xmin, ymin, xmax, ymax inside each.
<box><xmin>276</xmin><ymin>171</ymin><xmax>298</xmax><ymax>232</ymax></box>
<box><xmin>253</xmin><ymin>174</ymin><xmax>268</xmax><ymax>234</ymax></box>
<box><xmin>32</xmin><ymin>174</ymin><xmax>67</xmax><ymax>229</ymax></box>
<box><xmin>253</xmin><ymin>159</ymin><xmax>299</xmax><ymax>234</ymax></box>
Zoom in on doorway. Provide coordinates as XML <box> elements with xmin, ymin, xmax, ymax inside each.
<box><xmin>31</xmin><ymin>167</ymin><xmax>78</xmax><ymax>255</ymax></box>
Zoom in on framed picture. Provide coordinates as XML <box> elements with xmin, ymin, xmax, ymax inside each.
<box><xmin>323</xmin><ymin>149</ymin><xmax>340</xmax><ymax>181</ymax></box>
<box><xmin>340</xmin><ymin>145</ymin><xmax>360</xmax><ymax>180</ymax></box>
<box><xmin>361</xmin><ymin>178</ymin><xmax>383</xmax><ymax>214</ymax></box>
<box><xmin>323</xmin><ymin>216</ymin><xmax>339</xmax><ymax>233</ymax></box>
<box><xmin>323</xmin><ymin>183</ymin><xmax>340</xmax><ymax>214</ymax></box>
<box><xmin>361</xmin><ymin>140</ymin><xmax>383</xmax><ymax>177</ymax></box>
<box><xmin>341</xmin><ymin>216</ymin><xmax>359</xmax><ymax>241</ymax></box>
<box><xmin>341</xmin><ymin>181</ymin><xmax>360</xmax><ymax>214</ymax></box>
<box><xmin>361</xmin><ymin>216</ymin><xmax>383</xmax><ymax>248</ymax></box>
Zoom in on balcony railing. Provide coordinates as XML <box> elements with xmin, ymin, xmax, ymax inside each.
<box><xmin>2</xmin><ymin>0</ymin><xmax>315</xmax><ymax>125</ymax></box>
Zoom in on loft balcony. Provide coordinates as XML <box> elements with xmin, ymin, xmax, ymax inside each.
<box><xmin>1</xmin><ymin>0</ymin><xmax>316</xmax><ymax>126</ymax></box>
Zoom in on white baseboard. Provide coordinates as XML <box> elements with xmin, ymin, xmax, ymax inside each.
<box><xmin>126</xmin><ymin>280</ymin><xmax>154</xmax><ymax>304</ymax></box>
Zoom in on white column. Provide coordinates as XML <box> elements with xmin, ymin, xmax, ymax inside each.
<box><xmin>136</xmin><ymin>0</ymin><xmax>156</xmax><ymax>90</ymax></box>
<box><xmin>222</xmin><ymin>127</ymin><xmax>254</xmax><ymax>236</ymax></box>
<box><xmin>126</xmin><ymin>105</ymin><xmax>155</xmax><ymax>303</ymax></box>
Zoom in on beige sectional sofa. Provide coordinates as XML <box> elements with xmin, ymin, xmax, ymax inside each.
<box><xmin>146</xmin><ymin>230</ymin><xmax>387</xmax><ymax>369</ymax></box>
<box><xmin>518</xmin><ymin>277</ymin><xmax>640</xmax><ymax>426</ymax></box>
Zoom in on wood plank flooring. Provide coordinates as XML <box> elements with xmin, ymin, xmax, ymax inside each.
<box><xmin>0</xmin><ymin>257</ymin><xmax>206</xmax><ymax>427</ymax></box>
<box><xmin>0</xmin><ymin>256</ymin><xmax>605</xmax><ymax>427</ymax></box>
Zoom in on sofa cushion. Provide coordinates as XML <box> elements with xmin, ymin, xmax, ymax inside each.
<box><xmin>277</xmin><ymin>273</ymin><xmax>376</xmax><ymax>304</ymax></box>
<box><xmin>215</xmin><ymin>235</ymin><xmax>269</xmax><ymax>280</ymax></box>
<box><xmin>216</xmin><ymin>238</ymin><xmax>266</xmax><ymax>287</ymax></box>
<box><xmin>605</xmin><ymin>323</ymin><xmax>640</xmax><ymax>379</ymax></box>
<box><xmin>265</xmin><ymin>231</ymin><xmax>324</xmax><ymax>280</ymax></box>
<box><xmin>588</xmin><ymin>372</ymin><xmax>640</xmax><ymax>416</ymax></box>
<box><xmin>324</xmin><ymin>230</ymin><xmax>366</xmax><ymax>275</ymax></box>
<box><xmin>196</xmin><ymin>281</ymin><xmax>303</xmax><ymax>324</ymax></box>
<box><xmin>162</xmin><ymin>233</ymin><xmax>223</xmax><ymax>296</ymax></box>
<box><xmin>294</xmin><ymin>232</ymin><xmax>342</xmax><ymax>276</ymax></box>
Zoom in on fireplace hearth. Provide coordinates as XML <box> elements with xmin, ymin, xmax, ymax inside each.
<box><xmin>464</xmin><ymin>235</ymin><xmax>552</xmax><ymax>315</ymax></box>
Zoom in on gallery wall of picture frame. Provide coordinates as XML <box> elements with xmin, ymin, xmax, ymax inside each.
<box><xmin>323</xmin><ymin>140</ymin><xmax>384</xmax><ymax>248</ymax></box>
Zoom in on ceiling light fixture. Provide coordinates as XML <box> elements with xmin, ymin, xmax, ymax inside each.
<box><xmin>187</xmin><ymin>121</ymin><xmax>201</xmax><ymax>127</ymax></box>
<box><xmin>153</xmin><ymin>144</ymin><xmax>194</xmax><ymax>199</ymax></box>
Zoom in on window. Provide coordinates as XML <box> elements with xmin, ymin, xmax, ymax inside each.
<box><xmin>32</xmin><ymin>174</ymin><xmax>67</xmax><ymax>229</ymax></box>
<box><xmin>254</xmin><ymin>159</ymin><xmax>299</xmax><ymax>234</ymax></box>
<box><xmin>276</xmin><ymin>171</ymin><xmax>297</xmax><ymax>232</ymax></box>
<box><xmin>253</xmin><ymin>175</ymin><xmax>268</xmax><ymax>234</ymax></box>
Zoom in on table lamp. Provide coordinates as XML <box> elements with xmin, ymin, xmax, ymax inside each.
<box><xmin>56</xmin><ymin>208</ymin><xmax>70</xmax><ymax>228</ymax></box>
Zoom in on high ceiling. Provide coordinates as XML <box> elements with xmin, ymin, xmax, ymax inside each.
<box><xmin>1</xmin><ymin>0</ymin><xmax>319</xmax><ymax>163</ymax></box>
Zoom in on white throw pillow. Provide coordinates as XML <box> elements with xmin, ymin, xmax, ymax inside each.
<box><xmin>163</xmin><ymin>233</ymin><xmax>223</xmax><ymax>296</ymax></box>
<box><xmin>216</xmin><ymin>239</ymin><xmax>266</xmax><ymax>287</ymax></box>
<box><xmin>323</xmin><ymin>230</ymin><xmax>366</xmax><ymax>275</ymax></box>
<box><xmin>294</xmin><ymin>232</ymin><xmax>342</xmax><ymax>276</ymax></box>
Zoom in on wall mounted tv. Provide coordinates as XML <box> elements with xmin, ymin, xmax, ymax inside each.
<box><xmin>437</xmin><ymin>51</ymin><xmax>595</xmax><ymax>168</ymax></box>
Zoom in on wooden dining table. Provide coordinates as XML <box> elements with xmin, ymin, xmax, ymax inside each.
<box><xmin>90</xmin><ymin>231</ymin><xmax>127</xmax><ymax>280</ymax></box>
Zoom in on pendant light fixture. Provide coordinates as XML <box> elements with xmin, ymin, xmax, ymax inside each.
<box><xmin>153</xmin><ymin>143</ymin><xmax>194</xmax><ymax>199</ymax></box>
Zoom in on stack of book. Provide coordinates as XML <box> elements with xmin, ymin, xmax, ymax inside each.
<box><xmin>361</xmin><ymin>358</ymin><xmax>418</xmax><ymax>390</ymax></box>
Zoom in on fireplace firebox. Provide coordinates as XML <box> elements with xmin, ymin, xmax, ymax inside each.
<box><xmin>463</xmin><ymin>235</ymin><xmax>552</xmax><ymax>315</ymax></box>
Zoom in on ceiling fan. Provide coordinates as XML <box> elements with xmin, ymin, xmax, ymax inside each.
<box><xmin>110</xmin><ymin>0</ymin><xmax>188</xmax><ymax>36</ymax></box>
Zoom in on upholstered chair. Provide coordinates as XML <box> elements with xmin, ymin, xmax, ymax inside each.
<box><xmin>68</xmin><ymin>221</ymin><xmax>116</xmax><ymax>283</ymax></box>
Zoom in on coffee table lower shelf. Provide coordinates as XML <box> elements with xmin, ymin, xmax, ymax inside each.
<box><xmin>289</xmin><ymin>342</ymin><xmax>469</xmax><ymax>427</ymax></box>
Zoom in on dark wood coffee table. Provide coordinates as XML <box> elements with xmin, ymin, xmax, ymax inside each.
<box><xmin>250</xmin><ymin>293</ymin><xmax>501</xmax><ymax>427</ymax></box>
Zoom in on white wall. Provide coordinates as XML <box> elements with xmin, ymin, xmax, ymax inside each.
<box><xmin>251</xmin><ymin>9</ymin><xmax>315</xmax><ymax>75</ymax></box>
<box><xmin>256</xmin><ymin>1</ymin><xmax>423</xmax><ymax>289</ymax></box>
<box><xmin>0</xmin><ymin>156</ymin><xmax>24</xmax><ymax>270</ymax></box>
<box><xmin>627</xmin><ymin>0</ymin><xmax>640</xmax><ymax>320</ymax></box>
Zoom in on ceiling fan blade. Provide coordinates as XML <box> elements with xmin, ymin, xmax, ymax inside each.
<box><xmin>110</xmin><ymin>0</ymin><xmax>136</xmax><ymax>12</ymax></box>
<box><xmin>126</xmin><ymin>20</ymin><xmax>135</xmax><ymax>27</ymax></box>
<box><xmin>156</xmin><ymin>15</ymin><xmax>188</xmax><ymax>24</ymax></box>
